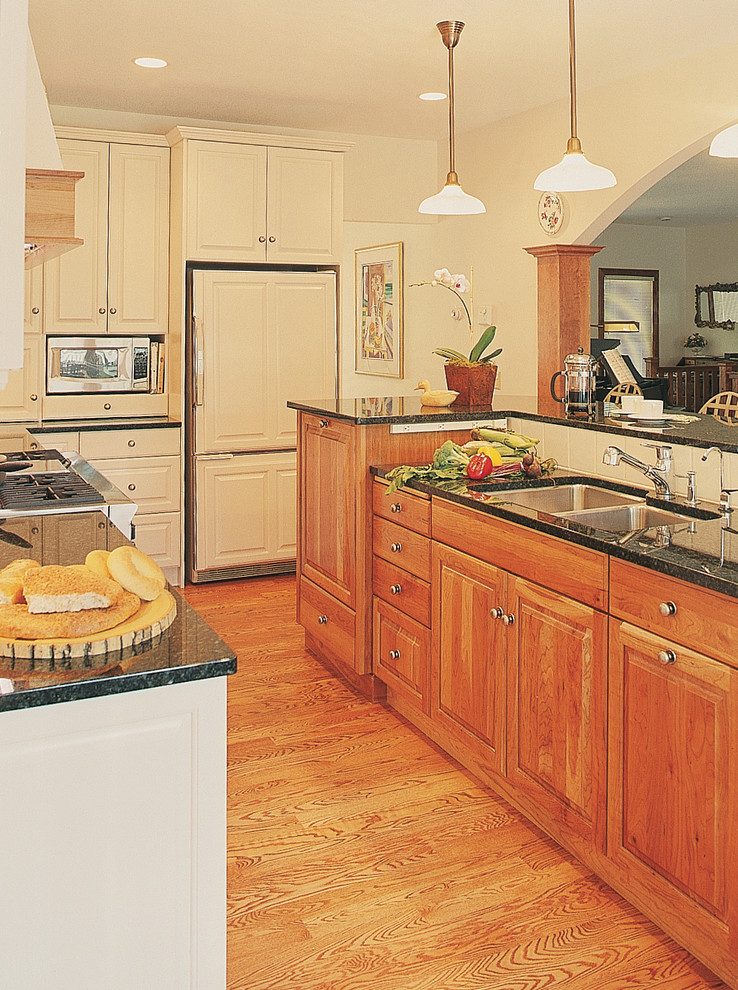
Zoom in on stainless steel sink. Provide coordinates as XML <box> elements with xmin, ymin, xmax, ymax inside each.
<box><xmin>497</xmin><ymin>483</ymin><xmax>643</xmax><ymax>514</ymax></box>
<box><xmin>560</xmin><ymin>503</ymin><xmax>689</xmax><ymax>532</ymax></box>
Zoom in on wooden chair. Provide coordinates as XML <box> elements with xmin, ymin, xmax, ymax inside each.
<box><xmin>698</xmin><ymin>391</ymin><xmax>738</xmax><ymax>423</ymax></box>
<box><xmin>604</xmin><ymin>382</ymin><xmax>643</xmax><ymax>406</ymax></box>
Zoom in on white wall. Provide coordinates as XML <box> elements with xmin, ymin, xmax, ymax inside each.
<box><xmin>685</xmin><ymin>219</ymin><xmax>738</xmax><ymax>355</ymax></box>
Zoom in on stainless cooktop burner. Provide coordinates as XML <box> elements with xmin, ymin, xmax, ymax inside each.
<box><xmin>0</xmin><ymin>449</ymin><xmax>105</xmax><ymax>510</ymax></box>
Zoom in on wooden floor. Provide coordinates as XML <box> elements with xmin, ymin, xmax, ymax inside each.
<box><xmin>181</xmin><ymin>576</ymin><xmax>728</xmax><ymax>990</ymax></box>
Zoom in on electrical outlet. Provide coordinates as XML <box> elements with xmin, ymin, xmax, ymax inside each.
<box><xmin>478</xmin><ymin>305</ymin><xmax>491</xmax><ymax>324</ymax></box>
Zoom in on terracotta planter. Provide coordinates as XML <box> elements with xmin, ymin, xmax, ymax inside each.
<box><xmin>443</xmin><ymin>363</ymin><xmax>498</xmax><ymax>406</ymax></box>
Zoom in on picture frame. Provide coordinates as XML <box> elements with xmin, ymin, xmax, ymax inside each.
<box><xmin>355</xmin><ymin>242</ymin><xmax>404</xmax><ymax>378</ymax></box>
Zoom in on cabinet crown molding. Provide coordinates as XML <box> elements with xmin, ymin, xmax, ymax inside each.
<box><xmin>166</xmin><ymin>125</ymin><xmax>353</xmax><ymax>154</ymax></box>
<box><xmin>54</xmin><ymin>126</ymin><xmax>169</xmax><ymax>147</ymax></box>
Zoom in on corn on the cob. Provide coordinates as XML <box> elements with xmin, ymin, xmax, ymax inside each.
<box><xmin>471</xmin><ymin>426</ymin><xmax>539</xmax><ymax>449</ymax></box>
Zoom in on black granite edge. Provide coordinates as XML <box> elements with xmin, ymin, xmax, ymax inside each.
<box><xmin>33</xmin><ymin>417</ymin><xmax>182</xmax><ymax>433</ymax></box>
<box><xmin>0</xmin><ymin>657</ymin><xmax>237</xmax><ymax>713</ymax></box>
<box><xmin>286</xmin><ymin>398</ymin><xmax>509</xmax><ymax>425</ymax></box>
<box><xmin>373</xmin><ymin>465</ymin><xmax>738</xmax><ymax>600</ymax></box>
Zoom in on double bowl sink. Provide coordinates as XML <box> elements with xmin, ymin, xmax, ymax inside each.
<box><xmin>485</xmin><ymin>481</ymin><xmax>718</xmax><ymax>533</ymax></box>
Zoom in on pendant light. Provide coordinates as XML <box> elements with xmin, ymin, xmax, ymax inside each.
<box><xmin>419</xmin><ymin>20</ymin><xmax>486</xmax><ymax>215</ymax></box>
<box><xmin>534</xmin><ymin>0</ymin><xmax>616</xmax><ymax>192</ymax></box>
<box><xmin>709</xmin><ymin>123</ymin><xmax>738</xmax><ymax>157</ymax></box>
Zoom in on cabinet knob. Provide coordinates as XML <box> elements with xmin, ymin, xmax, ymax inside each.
<box><xmin>319</xmin><ymin>419</ymin><xmax>329</xmax><ymax>428</ymax></box>
<box><xmin>658</xmin><ymin>649</ymin><xmax>677</xmax><ymax>665</ymax></box>
<box><xmin>390</xmin><ymin>584</ymin><xmax>402</xmax><ymax>595</ymax></box>
<box><xmin>659</xmin><ymin>601</ymin><xmax>677</xmax><ymax>616</ymax></box>
<box><xmin>31</xmin><ymin>306</ymin><xmax>39</xmax><ymax>315</ymax></box>
<box><xmin>128</xmin><ymin>439</ymin><xmax>136</xmax><ymax>447</ymax></box>
<box><xmin>29</xmin><ymin>442</ymin><xmax>38</xmax><ymax>449</ymax></box>
<box><xmin>259</xmin><ymin>235</ymin><xmax>267</xmax><ymax>243</ymax></box>
<box><xmin>30</xmin><ymin>394</ymin><xmax>37</xmax><ymax>402</ymax></box>
<box><xmin>99</xmin><ymin>307</ymin><xmax>106</xmax><ymax>314</ymax></box>
<box><xmin>389</xmin><ymin>650</ymin><xmax>401</xmax><ymax>660</ymax></box>
<box><xmin>127</xmin><ymin>484</ymin><xmax>136</xmax><ymax>492</ymax></box>
<box><xmin>31</xmin><ymin>526</ymin><xmax>39</xmax><ymax>535</ymax></box>
<box><xmin>502</xmin><ymin>612</ymin><xmax>516</xmax><ymax>626</ymax></box>
<box><xmin>490</xmin><ymin>607</ymin><xmax>504</xmax><ymax>619</ymax></box>
<box><xmin>317</xmin><ymin>614</ymin><xmax>328</xmax><ymax>624</ymax></box>
<box><xmin>104</xmin><ymin>403</ymin><xmax>112</xmax><ymax>410</ymax></box>
<box><xmin>390</xmin><ymin>503</ymin><xmax>402</xmax><ymax>513</ymax></box>
<box><xmin>390</xmin><ymin>542</ymin><xmax>402</xmax><ymax>553</ymax></box>
<box><xmin>109</xmin><ymin>307</ymin><xmax>117</xmax><ymax>315</ymax></box>
<box><xmin>268</xmin><ymin>235</ymin><xmax>276</xmax><ymax>243</ymax></box>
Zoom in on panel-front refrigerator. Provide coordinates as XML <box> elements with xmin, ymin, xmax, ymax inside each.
<box><xmin>187</xmin><ymin>268</ymin><xmax>337</xmax><ymax>582</ymax></box>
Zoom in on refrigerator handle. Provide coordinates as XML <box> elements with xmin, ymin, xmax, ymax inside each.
<box><xmin>193</xmin><ymin>315</ymin><xmax>205</xmax><ymax>406</ymax></box>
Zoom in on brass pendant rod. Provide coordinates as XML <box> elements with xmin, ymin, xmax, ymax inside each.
<box><xmin>567</xmin><ymin>0</ymin><xmax>582</xmax><ymax>152</ymax></box>
<box><xmin>447</xmin><ymin>41</ymin><xmax>456</xmax><ymax>176</ymax></box>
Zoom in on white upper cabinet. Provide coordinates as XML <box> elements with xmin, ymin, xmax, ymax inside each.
<box><xmin>184</xmin><ymin>139</ymin><xmax>343</xmax><ymax>264</ymax></box>
<box><xmin>44</xmin><ymin>139</ymin><xmax>170</xmax><ymax>335</ymax></box>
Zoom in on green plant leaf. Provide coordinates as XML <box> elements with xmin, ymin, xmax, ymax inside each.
<box><xmin>477</xmin><ymin>348</ymin><xmax>502</xmax><ymax>363</ymax></box>
<box><xmin>433</xmin><ymin>347</ymin><xmax>468</xmax><ymax>363</ymax></box>
<box><xmin>469</xmin><ymin>325</ymin><xmax>498</xmax><ymax>364</ymax></box>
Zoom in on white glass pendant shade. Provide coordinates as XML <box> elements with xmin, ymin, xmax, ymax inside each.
<box><xmin>534</xmin><ymin>145</ymin><xmax>616</xmax><ymax>192</ymax></box>
<box><xmin>710</xmin><ymin>123</ymin><xmax>738</xmax><ymax>157</ymax></box>
<box><xmin>419</xmin><ymin>173</ymin><xmax>486</xmax><ymax>214</ymax></box>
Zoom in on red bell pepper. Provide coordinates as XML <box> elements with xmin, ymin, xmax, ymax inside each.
<box><xmin>466</xmin><ymin>453</ymin><xmax>494</xmax><ymax>479</ymax></box>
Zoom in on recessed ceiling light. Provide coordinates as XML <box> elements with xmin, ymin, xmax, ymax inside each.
<box><xmin>419</xmin><ymin>92</ymin><xmax>447</xmax><ymax>101</ymax></box>
<box><xmin>133</xmin><ymin>57</ymin><xmax>168</xmax><ymax>68</ymax></box>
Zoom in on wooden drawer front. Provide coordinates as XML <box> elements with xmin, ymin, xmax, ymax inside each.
<box><xmin>373</xmin><ymin>556</ymin><xmax>430</xmax><ymax>626</ymax></box>
<box><xmin>373</xmin><ymin>597</ymin><xmax>430</xmax><ymax>713</ymax></box>
<box><xmin>372</xmin><ymin>516</ymin><xmax>430</xmax><ymax>581</ymax></box>
<box><xmin>432</xmin><ymin>497</ymin><xmax>608</xmax><ymax>610</ymax></box>
<box><xmin>373</xmin><ymin>479</ymin><xmax>430</xmax><ymax>536</ymax></box>
<box><xmin>610</xmin><ymin>559</ymin><xmax>738</xmax><ymax>668</ymax></box>
<box><xmin>30</xmin><ymin>431</ymin><xmax>80</xmax><ymax>454</ymax></box>
<box><xmin>300</xmin><ymin>576</ymin><xmax>355</xmax><ymax>669</ymax></box>
<box><xmin>80</xmin><ymin>428</ymin><xmax>180</xmax><ymax>460</ymax></box>
<box><xmin>89</xmin><ymin>456</ymin><xmax>180</xmax><ymax>513</ymax></box>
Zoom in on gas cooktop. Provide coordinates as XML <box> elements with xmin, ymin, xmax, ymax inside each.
<box><xmin>0</xmin><ymin>449</ymin><xmax>105</xmax><ymax>511</ymax></box>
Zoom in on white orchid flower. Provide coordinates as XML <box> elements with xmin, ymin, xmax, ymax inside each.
<box><xmin>433</xmin><ymin>268</ymin><xmax>454</xmax><ymax>286</ymax></box>
<box><xmin>452</xmin><ymin>274</ymin><xmax>469</xmax><ymax>293</ymax></box>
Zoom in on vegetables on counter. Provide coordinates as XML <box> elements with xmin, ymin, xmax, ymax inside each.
<box><xmin>466</xmin><ymin>453</ymin><xmax>494</xmax><ymax>479</ymax></box>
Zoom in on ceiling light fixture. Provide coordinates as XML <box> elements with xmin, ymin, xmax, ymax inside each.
<box><xmin>133</xmin><ymin>57</ymin><xmax>168</xmax><ymax>68</ymax></box>
<box><xmin>418</xmin><ymin>20</ymin><xmax>485</xmax><ymax>215</ymax></box>
<box><xmin>709</xmin><ymin>122</ymin><xmax>738</xmax><ymax>157</ymax></box>
<box><xmin>419</xmin><ymin>92</ymin><xmax>447</xmax><ymax>101</ymax></box>
<box><xmin>533</xmin><ymin>0</ymin><xmax>616</xmax><ymax>192</ymax></box>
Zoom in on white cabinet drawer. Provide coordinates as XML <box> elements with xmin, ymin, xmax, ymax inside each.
<box><xmin>80</xmin><ymin>428</ymin><xmax>180</xmax><ymax>460</ymax></box>
<box><xmin>132</xmin><ymin>511</ymin><xmax>181</xmax><ymax>569</ymax></box>
<box><xmin>29</xmin><ymin>431</ymin><xmax>80</xmax><ymax>454</ymax></box>
<box><xmin>89</xmin><ymin>455</ymin><xmax>180</xmax><ymax>512</ymax></box>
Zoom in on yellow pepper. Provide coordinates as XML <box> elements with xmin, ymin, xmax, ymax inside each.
<box><xmin>475</xmin><ymin>444</ymin><xmax>503</xmax><ymax>466</ymax></box>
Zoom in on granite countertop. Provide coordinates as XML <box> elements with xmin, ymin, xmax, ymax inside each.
<box><xmin>32</xmin><ymin>417</ymin><xmax>182</xmax><ymax>434</ymax></box>
<box><xmin>373</xmin><ymin>466</ymin><xmax>738</xmax><ymax>601</ymax></box>
<box><xmin>0</xmin><ymin>511</ymin><xmax>235</xmax><ymax>712</ymax></box>
<box><xmin>288</xmin><ymin>395</ymin><xmax>738</xmax><ymax>453</ymax></box>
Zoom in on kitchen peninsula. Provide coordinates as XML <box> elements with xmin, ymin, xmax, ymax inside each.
<box><xmin>0</xmin><ymin>480</ymin><xmax>235</xmax><ymax>989</ymax></box>
<box><xmin>290</xmin><ymin>394</ymin><xmax>738</xmax><ymax>990</ymax></box>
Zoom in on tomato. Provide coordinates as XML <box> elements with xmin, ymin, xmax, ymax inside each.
<box><xmin>466</xmin><ymin>453</ymin><xmax>494</xmax><ymax>479</ymax></box>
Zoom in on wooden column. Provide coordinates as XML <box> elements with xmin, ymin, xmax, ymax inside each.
<box><xmin>525</xmin><ymin>244</ymin><xmax>603</xmax><ymax>417</ymax></box>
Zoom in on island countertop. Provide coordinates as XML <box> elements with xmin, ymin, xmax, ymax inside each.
<box><xmin>0</xmin><ymin>510</ymin><xmax>235</xmax><ymax>712</ymax></box>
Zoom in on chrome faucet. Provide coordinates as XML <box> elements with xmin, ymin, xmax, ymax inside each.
<box><xmin>602</xmin><ymin>443</ymin><xmax>673</xmax><ymax>499</ymax></box>
<box><xmin>701</xmin><ymin>446</ymin><xmax>738</xmax><ymax>512</ymax></box>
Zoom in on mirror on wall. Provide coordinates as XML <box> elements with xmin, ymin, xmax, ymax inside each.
<box><xmin>695</xmin><ymin>282</ymin><xmax>738</xmax><ymax>329</ymax></box>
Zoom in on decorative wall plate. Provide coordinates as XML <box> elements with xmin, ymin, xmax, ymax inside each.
<box><xmin>538</xmin><ymin>191</ymin><xmax>564</xmax><ymax>235</ymax></box>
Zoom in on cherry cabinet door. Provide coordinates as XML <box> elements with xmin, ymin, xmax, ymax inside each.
<box><xmin>507</xmin><ymin>576</ymin><xmax>608</xmax><ymax>850</ymax></box>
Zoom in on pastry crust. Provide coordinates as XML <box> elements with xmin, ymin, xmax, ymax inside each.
<box><xmin>0</xmin><ymin>591</ymin><xmax>141</xmax><ymax>640</ymax></box>
<box><xmin>23</xmin><ymin>565</ymin><xmax>126</xmax><ymax>614</ymax></box>
<box><xmin>85</xmin><ymin>549</ymin><xmax>112</xmax><ymax>580</ymax></box>
<box><xmin>0</xmin><ymin>559</ymin><xmax>41</xmax><ymax>605</ymax></box>
<box><xmin>107</xmin><ymin>546</ymin><xmax>166</xmax><ymax>601</ymax></box>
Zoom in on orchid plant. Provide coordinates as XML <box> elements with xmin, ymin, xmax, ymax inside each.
<box><xmin>411</xmin><ymin>268</ymin><xmax>502</xmax><ymax>366</ymax></box>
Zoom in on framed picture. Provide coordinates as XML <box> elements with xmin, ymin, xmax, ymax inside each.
<box><xmin>355</xmin><ymin>242</ymin><xmax>404</xmax><ymax>378</ymax></box>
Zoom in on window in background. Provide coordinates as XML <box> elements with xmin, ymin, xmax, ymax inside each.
<box><xmin>597</xmin><ymin>269</ymin><xmax>659</xmax><ymax>375</ymax></box>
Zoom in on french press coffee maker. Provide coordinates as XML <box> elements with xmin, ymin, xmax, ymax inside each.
<box><xmin>550</xmin><ymin>347</ymin><xmax>598</xmax><ymax>420</ymax></box>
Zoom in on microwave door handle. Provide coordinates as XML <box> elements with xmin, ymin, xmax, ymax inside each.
<box><xmin>193</xmin><ymin>316</ymin><xmax>205</xmax><ymax>406</ymax></box>
<box><xmin>119</xmin><ymin>346</ymin><xmax>133</xmax><ymax>384</ymax></box>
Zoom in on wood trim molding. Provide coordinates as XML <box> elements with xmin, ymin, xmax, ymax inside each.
<box><xmin>54</xmin><ymin>126</ymin><xmax>170</xmax><ymax>146</ymax></box>
<box><xmin>525</xmin><ymin>244</ymin><xmax>603</xmax><ymax>417</ymax></box>
<box><xmin>166</xmin><ymin>125</ymin><xmax>354</xmax><ymax>153</ymax></box>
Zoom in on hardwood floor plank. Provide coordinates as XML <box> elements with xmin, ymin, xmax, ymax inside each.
<box><xmin>180</xmin><ymin>576</ymin><xmax>728</xmax><ymax>990</ymax></box>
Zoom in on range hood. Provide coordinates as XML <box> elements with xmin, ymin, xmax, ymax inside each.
<box><xmin>24</xmin><ymin>168</ymin><xmax>84</xmax><ymax>269</ymax></box>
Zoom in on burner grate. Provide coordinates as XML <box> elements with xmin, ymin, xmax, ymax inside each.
<box><xmin>0</xmin><ymin>472</ymin><xmax>104</xmax><ymax>509</ymax></box>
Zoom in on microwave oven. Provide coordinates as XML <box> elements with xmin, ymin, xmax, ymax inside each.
<box><xmin>46</xmin><ymin>336</ymin><xmax>158</xmax><ymax>394</ymax></box>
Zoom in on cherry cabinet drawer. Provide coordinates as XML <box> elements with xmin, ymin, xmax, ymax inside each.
<box><xmin>372</xmin><ymin>556</ymin><xmax>430</xmax><ymax>626</ymax></box>
<box><xmin>373</xmin><ymin>516</ymin><xmax>431</xmax><ymax>581</ymax></box>
<box><xmin>300</xmin><ymin>576</ymin><xmax>355</xmax><ymax>669</ymax></box>
<box><xmin>373</xmin><ymin>597</ymin><xmax>430</xmax><ymax>713</ymax></box>
<box><xmin>373</xmin><ymin>479</ymin><xmax>430</xmax><ymax>536</ymax></box>
<box><xmin>610</xmin><ymin>559</ymin><xmax>738</xmax><ymax>668</ymax></box>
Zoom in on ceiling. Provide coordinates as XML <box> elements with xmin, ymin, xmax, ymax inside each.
<box><xmin>27</xmin><ymin>1</ymin><xmax>738</xmax><ymax>227</ymax></box>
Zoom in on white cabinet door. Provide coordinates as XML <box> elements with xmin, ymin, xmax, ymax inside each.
<box><xmin>193</xmin><ymin>270</ymin><xmax>336</xmax><ymax>454</ymax></box>
<box><xmin>266</xmin><ymin>147</ymin><xmax>343</xmax><ymax>264</ymax></box>
<box><xmin>44</xmin><ymin>140</ymin><xmax>109</xmax><ymax>333</ymax></box>
<box><xmin>88</xmin><ymin>455</ymin><xmax>181</xmax><ymax>513</ymax></box>
<box><xmin>0</xmin><ymin>336</ymin><xmax>42</xmax><ymax>423</ymax></box>
<box><xmin>108</xmin><ymin>144</ymin><xmax>170</xmax><ymax>334</ymax></box>
<box><xmin>23</xmin><ymin>266</ymin><xmax>43</xmax><ymax>333</ymax></box>
<box><xmin>194</xmin><ymin>452</ymin><xmax>296</xmax><ymax>572</ymax></box>
<box><xmin>186</xmin><ymin>141</ymin><xmax>267</xmax><ymax>262</ymax></box>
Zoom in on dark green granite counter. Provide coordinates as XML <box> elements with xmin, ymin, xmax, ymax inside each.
<box><xmin>32</xmin><ymin>417</ymin><xmax>181</xmax><ymax>433</ymax></box>
<box><xmin>0</xmin><ymin>511</ymin><xmax>235</xmax><ymax>712</ymax></box>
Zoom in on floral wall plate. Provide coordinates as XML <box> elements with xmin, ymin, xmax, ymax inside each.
<box><xmin>538</xmin><ymin>191</ymin><xmax>564</xmax><ymax>235</ymax></box>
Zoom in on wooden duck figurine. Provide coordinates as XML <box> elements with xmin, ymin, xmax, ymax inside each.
<box><xmin>415</xmin><ymin>379</ymin><xmax>459</xmax><ymax>407</ymax></box>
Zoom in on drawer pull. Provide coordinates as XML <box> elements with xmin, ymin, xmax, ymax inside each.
<box><xmin>319</xmin><ymin>419</ymin><xmax>329</xmax><ymax>428</ymax></box>
<box><xmin>30</xmin><ymin>393</ymin><xmax>38</xmax><ymax>401</ymax></box>
<box><xmin>502</xmin><ymin>612</ymin><xmax>516</xmax><ymax>626</ymax></box>
<box><xmin>390</xmin><ymin>542</ymin><xmax>402</xmax><ymax>553</ymax></box>
<box><xmin>317</xmin><ymin>614</ymin><xmax>328</xmax><ymax>624</ymax></box>
<box><xmin>659</xmin><ymin>600</ymin><xmax>677</xmax><ymax>616</ymax></box>
<box><xmin>127</xmin><ymin>484</ymin><xmax>136</xmax><ymax>492</ymax></box>
<box><xmin>104</xmin><ymin>403</ymin><xmax>111</xmax><ymax>410</ymax></box>
<box><xmin>390</xmin><ymin>584</ymin><xmax>402</xmax><ymax>595</ymax></box>
<box><xmin>31</xmin><ymin>306</ymin><xmax>39</xmax><ymax>315</ymax></box>
<box><xmin>390</xmin><ymin>503</ymin><xmax>402</xmax><ymax>513</ymax></box>
<box><xmin>658</xmin><ymin>649</ymin><xmax>677</xmax><ymax>665</ymax></box>
<box><xmin>389</xmin><ymin>649</ymin><xmax>401</xmax><ymax>660</ymax></box>
<box><xmin>490</xmin><ymin>607</ymin><xmax>504</xmax><ymax>619</ymax></box>
<box><xmin>128</xmin><ymin>439</ymin><xmax>136</xmax><ymax>447</ymax></box>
